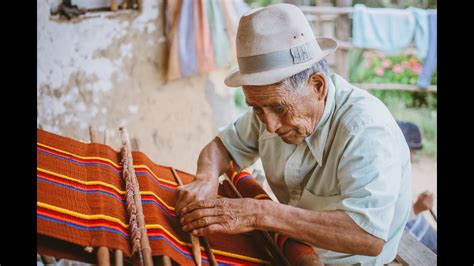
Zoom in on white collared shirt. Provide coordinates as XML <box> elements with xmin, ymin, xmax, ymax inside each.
<box><xmin>217</xmin><ymin>73</ymin><xmax>412</xmax><ymax>265</ymax></box>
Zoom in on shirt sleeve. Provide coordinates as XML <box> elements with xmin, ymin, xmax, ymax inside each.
<box><xmin>336</xmin><ymin>123</ymin><xmax>404</xmax><ymax>241</ymax></box>
<box><xmin>217</xmin><ymin>108</ymin><xmax>261</xmax><ymax>170</ymax></box>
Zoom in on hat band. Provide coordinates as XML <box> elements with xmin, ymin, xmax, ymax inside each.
<box><xmin>237</xmin><ymin>39</ymin><xmax>322</xmax><ymax>74</ymax></box>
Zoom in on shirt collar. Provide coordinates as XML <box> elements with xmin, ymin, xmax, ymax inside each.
<box><xmin>305</xmin><ymin>73</ymin><xmax>337</xmax><ymax>166</ymax></box>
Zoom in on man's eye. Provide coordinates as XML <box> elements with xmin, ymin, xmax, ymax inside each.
<box><xmin>271</xmin><ymin>105</ymin><xmax>285</xmax><ymax>113</ymax></box>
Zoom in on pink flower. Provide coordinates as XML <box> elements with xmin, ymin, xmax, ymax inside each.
<box><xmin>401</xmin><ymin>61</ymin><xmax>410</xmax><ymax>68</ymax></box>
<box><xmin>382</xmin><ymin>60</ymin><xmax>392</xmax><ymax>68</ymax></box>
<box><xmin>392</xmin><ymin>64</ymin><xmax>403</xmax><ymax>74</ymax></box>
<box><xmin>363</xmin><ymin>51</ymin><xmax>375</xmax><ymax>58</ymax></box>
<box><xmin>375</xmin><ymin>67</ymin><xmax>385</xmax><ymax>76</ymax></box>
<box><xmin>411</xmin><ymin>64</ymin><xmax>422</xmax><ymax>74</ymax></box>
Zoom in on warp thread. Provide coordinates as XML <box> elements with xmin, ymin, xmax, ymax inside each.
<box><xmin>121</xmin><ymin>143</ymin><xmax>142</xmax><ymax>256</ymax></box>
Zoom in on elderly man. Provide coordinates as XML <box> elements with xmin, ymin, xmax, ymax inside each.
<box><xmin>175</xmin><ymin>3</ymin><xmax>412</xmax><ymax>265</ymax></box>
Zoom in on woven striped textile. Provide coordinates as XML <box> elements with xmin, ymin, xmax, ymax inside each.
<box><xmin>222</xmin><ymin>164</ymin><xmax>319</xmax><ymax>266</ymax></box>
<box><xmin>37</xmin><ymin>128</ymin><xmax>316</xmax><ymax>265</ymax></box>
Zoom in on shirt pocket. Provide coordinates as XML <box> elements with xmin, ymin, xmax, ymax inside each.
<box><xmin>297</xmin><ymin>189</ymin><xmax>341</xmax><ymax>211</ymax></box>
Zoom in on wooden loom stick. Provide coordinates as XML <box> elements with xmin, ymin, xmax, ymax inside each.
<box><xmin>131</xmin><ymin>137</ymin><xmax>172</xmax><ymax>266</ymax></box>
<box><xmin>200</xmin><ymin>237</ymin><xmax>218</xmax><ymax>266</ymax></box>
<box><xmin>170</xmin><ymin>167</ymin><xmax>204</xmax><ymax>266</ymax></box>
<box><xmin>89</xmin><ymin>126</ymin><xmax>111</xmax><ymax>266</ymax></box>
<box><xmin>120</xmin><ymin>127</ymin><xmax>153</xmax><ymax>266</ymax></box>
<box><xmin>429</xmin><ymin>209</ymin><xmax>437</xmax><ymax>222</ymax></box>
<box><xmin>102</xmin><ymin>128</ymin><xmax>124</xmax><ymax>266</ymax></box>
<box><xmin>223</xmin><ymin>173</ymin><xmax>291</xmax><ymax>266</ymax></box>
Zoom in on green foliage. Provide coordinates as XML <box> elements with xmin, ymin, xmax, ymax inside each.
<box><xmin>371</xmin><ymin>90</ymin><xmax>437</xmax><ymax>158</ymax></box>
<box><xmin>353</xmin><ymin>0</ymin><xmax>436</xmax><ymax>9</ymax></box>
<box><xmin>349</xmin><ymin>49</ymin><xmax>437</xmax><ymax>111</ymax></box>
<box><xmin>349</xmin><ymin>50</ymin><xmax>435</xmax><ymax>85</ymax></box>
<box><xmin>234</xmin><ymin>88</ymin><xmax>248</xmax><ymax>111</ymax></box>
<box><xmin>244</xmin><ymin>0</ymin><xmax>283</xmax><ymax>8</ymax></box>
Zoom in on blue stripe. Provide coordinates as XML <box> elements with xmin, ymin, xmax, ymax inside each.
<box><xmin>37</xmin><ymin>213</ymin><xmax>129</xmax><ymax>239</ymax></box>
<box><xmin>38</xmin><ymin>176</ymin><xmax>176</xmax><ymax>218</ymax></box>
<box><xmin>39</xmin><ymin>214</ymin><xmax>231</xmax><ymax>265</ymax></box>
<box><xmin>236</xmin><ymin>175</ymin><xmax>252</xmax><ymax>187</ymax></box>
<box><xmin>38</xmin><ymin>176</ymin><xmax>124</xmax><ymax>202</ymax></box>
<box><xmin>38</xmin><ymin>148</ymin><xmax>175</xmax><ymax>191</ymax></box>
<box><xmin>148</xmin><ymin>235</ymin><xmax>233</xmax><ymax>265</ymax></box>
<box><xmin>142</xmin><ymin>200</ymin><xmax>175</xmax><ymax>218</ymax></box>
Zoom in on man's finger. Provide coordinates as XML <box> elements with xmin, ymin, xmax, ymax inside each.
<box><xmin>192</xmin><ymin>224</ymin><xmax>226</xmax><ymax>236</ymax></box>
<box><xmin>182</xmin><ymin>216</ymin><xmax>228</xmax><ymax>232</ymax></box>
<box><xmin>181</xmin><ymin>200</ymin><xmax>217</xmax><ymax>216</ymax></box>
<box><xmin>180</xmin><ymin>207</ymin><xmax>225</xmax><ymax>225</ymax></box>
<box><xmin>175</xmin><ymin>189</ymin><xmax>193</xmax><ymax>216</ymax></box>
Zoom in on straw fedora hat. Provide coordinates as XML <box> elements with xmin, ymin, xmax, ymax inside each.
<box><xmin>224</xmin><ymin>3</ymin><xmax>338</xmax><ymax>87</ymax></box>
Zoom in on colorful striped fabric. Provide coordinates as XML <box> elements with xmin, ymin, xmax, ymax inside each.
<box><xmin>165</xmin><ymin>0</ymin><xmax>250</xmax><ymax>80</ymax></box>
<box><xmin>221</xmin><ymin>163</ymin><xmax>320</xmax><ymax>266</ymax></box>
<box><xmin>37</xmin><ymin>129</ymin><xmax>272</xmax><ymax>265</ymax></box>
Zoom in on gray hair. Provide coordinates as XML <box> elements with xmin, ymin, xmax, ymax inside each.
<box><xmin>276</xmin><ymin>59</ymin><xmax>329</xmax><ymax>91</ymax></box>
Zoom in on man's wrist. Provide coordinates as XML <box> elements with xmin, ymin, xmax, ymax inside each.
<box><xmin>254</xmin><ymin>200</ymin><xmax>272</xmax><ymax>231</ymax></box>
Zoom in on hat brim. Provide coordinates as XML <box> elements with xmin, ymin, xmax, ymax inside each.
<box><xmin>224</xmin><ymin>37</ymin><xmax>338</xmax><ymax>87</ymax></box>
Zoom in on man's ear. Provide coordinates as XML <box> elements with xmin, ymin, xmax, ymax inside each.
<box><xmin>308</xmin><ymin>72</ymin><xmax>327</xmax><ymax>101</ymax></box>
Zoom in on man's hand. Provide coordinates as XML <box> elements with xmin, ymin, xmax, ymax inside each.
<box><xmin>179</xmin><ymin>198</ymin><xmax>262</xmax><ymax>236</ymax></box>
<box><xmin>175</xmin><ymin>179</ymin><xmax>219</xmax><ymax>216</ymax></box>
<box><xmin>413</xmin><ymin>191</ymin><xmax>434</xmax><ymax>215</ymax></box>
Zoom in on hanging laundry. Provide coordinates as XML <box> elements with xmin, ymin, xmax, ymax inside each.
<box><xmin>411</xmin><ymin>7</ymin><xmax>429</xmax><ymax>60</ymax></box>
<box><xmin>165</xmin><ymin>0</ymin><xmax>183</xmax><ymax>80</ymax></box>
<box><xmin>193</xmin><ymin>0</ymin><xmax>215</xmax><ymax>74</ymax></box>
<box><xmin>206</xmin><ymin>0</ymin><xmax>233</xmax><ymax>68</ymax></box>
<box><xmin>177</xmin><ymin>0</ymin><xmax>198</xmax><ymax>77</ymax></box>
<box><xmin>352</xmin><ymin>4</ymin><xmax>430</xmax><ymax>59</ymax></box>
<box><xmin>165</xmin><ymin>0</ymin><xmax>250</xmax><ymax>81</ymax></box>
<box><xmin>416</xmin><ymin>10</ymin><xmax>437</xmax><ymax>89</ymax></box>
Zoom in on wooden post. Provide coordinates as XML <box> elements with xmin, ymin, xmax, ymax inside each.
<box><xmin>97</xmin><ymin>247</ymin><xmax>110</xmax><ymax>266</ymax></box>
<box><xmin>335</xmin><ymin>0</ymin><xmax>352</xmax><ymax>79</ymax></box>
<box><xmin>114</xmin><ymin>248</ymin><xmax>124</xmax><ymax>266</ymax></box>
<box><xmin>110</xmin><ymin>0</ymin><xmax>118</xmax><ymax>11</ymax></box>
<box><xmin>132</xmin><ymin>137</ymin><xmax>172</xmax><ymax>266</ymax></box>
<box><xmin>171</xmin><ymin>167</ymin><xmax>203</xmax><ymax>266</ymax></box>
<box><xmin>90</xmin><ymin>126</ymin><xmax>111</xmax><ymax>266</ymax></box>
<box><xmin>102</xmin><ymin>127</ymin><xmax>124</xmax><ymax>266</ymax></box>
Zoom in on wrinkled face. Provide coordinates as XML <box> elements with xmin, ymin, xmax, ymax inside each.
<box><xmin>243</xmin><ymin>72</ymin><xmax>327</xmax><ymax>145</ymax></box>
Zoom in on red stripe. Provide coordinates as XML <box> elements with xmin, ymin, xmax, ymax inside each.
<box><xmin>37</xmin><ymin>207</ymin><xmax>129</xmax><ymax>235</ymax></box>
<box><xmin>37</xmin><ymin>171</ymin><xmax>123</xmax><ymax>199</ymax></box>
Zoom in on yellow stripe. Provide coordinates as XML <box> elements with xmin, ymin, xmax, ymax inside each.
<box><xmin>38</xmin><ymin>167</ymin><xmax>124</xmax><ymax>195</ymax></box>
<box><xmin>37</xmin><ymin>142</ymin><xmax>178</xmax><ymax>186</ymax></box>
<box><xmin>37</xmin><ymin>167</ymin><xmax>175</xmax><ymax>211</ymax></box>
<box><xmin>147</xmin><ymin>224</ymin><xmax>266</xmax><ymax>263</ymax></box>
<box><xmin>38</xmin><ymin>201</ymin><xmax>129</xmax><ymax>228</ymax></box>
<box><xmin>231</xmin><ymin>171</ymin><xmax>237</xmax><ymax>182</ymax></box>
<box><xmin>134</xmin><ymin>164</ymin><xmax>177</xmax><ymax>186</ymax></box>
<box><xmin>38</xmin><ymin>142</ymin><xmax>121</xmax><ymax>168</ymax></box>
<box><xmin>254</xmin><ymin>194</ymin><xmax>270</xmax><ymax>200</ymax></box>
<box><xmin>38</xmin><ymin>201</ymin><xmax>266</xmax><ymax>264</ymax></box>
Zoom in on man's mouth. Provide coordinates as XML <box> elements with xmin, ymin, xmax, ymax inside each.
<box><xmin>278</xmin><ymin>130</ymin><xmax>293</xmax><ymax>138</ymax></box>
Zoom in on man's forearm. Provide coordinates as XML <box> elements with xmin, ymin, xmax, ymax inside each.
<box><xmin>257</xmin><ymin>200</ymin><xmax>384</xmax><ymax>256</ymax></box>
<box><xmin>195</xmin><ymin>137</ymin><xmax>231</xmax><ymax>182</ymax></box>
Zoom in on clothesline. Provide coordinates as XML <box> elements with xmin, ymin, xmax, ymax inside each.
<box><xmin>301</xmin><ymin>4</ymin><xmax>437</xmax><ymax>89</ymax></box>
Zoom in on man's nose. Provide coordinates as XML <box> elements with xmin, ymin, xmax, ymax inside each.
<box><xmin>262</xmin><ymin>111</ymin><xmax>282</xmax><ymax>133</ymax></box>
